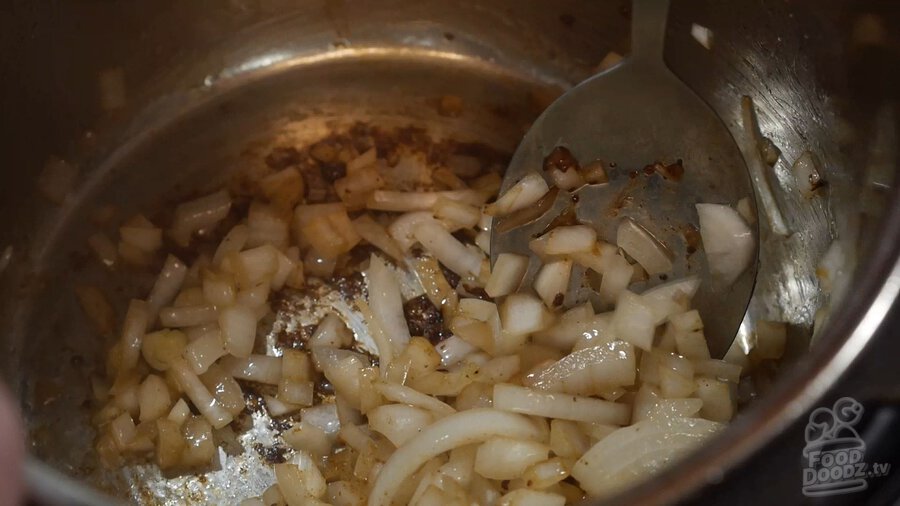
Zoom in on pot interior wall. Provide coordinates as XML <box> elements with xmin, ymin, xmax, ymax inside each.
<box><xmin>0</xmin><ymin>0</ymin><xmax>892</xmax><ymax>504</ymax></box>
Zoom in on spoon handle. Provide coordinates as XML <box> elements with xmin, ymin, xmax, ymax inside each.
<box><xmin>630</xmin><ymin>0</ymin><xmax>671</xmax><ymax>66</ymax></box>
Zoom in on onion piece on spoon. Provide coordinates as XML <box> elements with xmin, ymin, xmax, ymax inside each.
<box><xmin>616</xmin><ymin>219</ymin><xmax>673</xmax><ymax>275</ymax></box>
<box><xmin>484</xmin><ymin>173</ymin><xmax>549</xmax><ymax>217</ymax></box>
<box><xmin>695</xmin><ymin>203</ymin><xmax>755</xmax><ymax>284</ymax></box>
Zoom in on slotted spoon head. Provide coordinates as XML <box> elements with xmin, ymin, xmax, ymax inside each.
<box><xmin>491</xmin><ymin>0</ymin><xmax>758</xmax><ymax>358</ymax></box>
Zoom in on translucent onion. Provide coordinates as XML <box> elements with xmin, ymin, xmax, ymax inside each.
<box><xmin>159</xmin><ymin>305</ymin><xmax>218</xmax><ymax>328</ymax></box>
<box><xmin>368</xmin><ymin>409</ymin><xmax>543</xmax><ymax>506</ymax></box>
<box><xmin>352</xmin><ymin>214</ymin><xmax>405</xmax><ymax>262</ymax></box>
<box><xmin>611</xmin><ymin>291</ymin><xmax>656</xmax><ymax>351</ymax></box>
<box><xmin>366</xmin><ymin>254</ymin><xmax>411</xmax><ymax>354</ymax></box>
<box><xmin>483</xmin><ymin>255</ymin><xmax>518</xmax><ymax>296</ymax></box>
<box><xmin>538</xmin><ymin>225</ymin><xmax>597</xmax><ymax>256</ymax></box>
<box><xmin>119</xmin><ymin>299</ymin><xmax>150</xmax><ymax>371</ymax></box>
<box><xmin>222</xmin><ymin>354</ymin><xmax>282</xmax><ymax>385</ymax></box>
<box><xmin>435</xmin><ymin>335</ymin><xmax>478</xmax><ymax>368</ymax></box>
<box><xmin>170</xmin><ymin>190</ymin><xmax>232</xmax><ymax>247</ymax></box>
<box><xmin>374</xmin><ymin>381</ymin><xmax>456</xmax><ymax>417</ymax></box>
<box><xmin>300</xmin><ymin>404</ymin><xmax>341</xmax><ymax>435</ymax></box>
<box><xmin>493</xmin><ymin>383</ymin><xmax>630</xmax><ymax>425</ymax></box>
<box><xmin>169</xmin><ymin>359</ymin><xmax>233</xmax><ymax>429</ymax></box>
<box><xmin>524</xmin><ymin>341</ymin><xmax>636</xmax><ymax>395</ymax></box>
<box><xmin>147</xmin><ymin>255</ymin><xmax>188</xmax><ymax>317</ymax></box>
<box><xmin>219</xmin><ymin>304</ymin><xmax>258</xmax><ymax>358</ymax></box>
<box><xmin>572</xmin><ymin>417</ymin><xmax>722</xmax><ymax>498</ymax></box>
<box><xmin>246</xmin><ymin>202</ymin><xmax>289</xmax><ymax>249</ymax></box>
<box><xmin>597</xmin><ymin>254</ymin><xmax>633</xmax><ymax>306</ymax></box>
<box><xmin>309</xmin><ymin>312</ymin><xmax>353</xmax><ymax>349</ymax></box>
<box><xmin>387</xmin><ymin>211</ymin><xmax>440</xmax><ymax>252</ymax></box>
<box><xmin>183</xmin><ymin>330</ymin><xmax>226</xmax><ymax>375</ymax></box>
<box><xmin>413</xmin><ymin>220</ymin><xmax>483</xmax><ymax>278</ymax></box>
<box><xmin>367</xmin><ymin>189</ymin><xmax>487</xmax><ymax>212</ymax></box>
<box><xmin>484</xmin><ymin>173</ymin><xmax>549</xmax><ymax>217</ymax></box>
<box><xmin>474</xmin><ymin>437</ymin><xmax>549</xmax><ymax>480</ymax></box>
<box><xmin>533</xmin><ymin>259</ymin><xmax>573</xmax><ymax>308</ymax></box>
<box><xmin>212</xmin><ymin>225</ymin><xmax>249</xmax><ymax>266</ymax></box>
<box><xmin>616</xmin><ymin>219</ymin><xmax>673</xmax><ymax>275</ymax></box>
<box><xmin>696</xmin><ymin>203</ymin><xmax>755</xmax><ymax>284</ymax></box>
<box><xmin>368</xmin><ymin>404</ymin><xmax>435</xmax><ymax>447</ymax></box>
<box><xmin>499</xmin><ymin>294</ymin><xmax>549</xmax><ymax>336</ymax></box>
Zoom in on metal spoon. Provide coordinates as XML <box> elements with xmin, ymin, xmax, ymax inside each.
<box><xmin>491</xmin><ymin>0</ymin><xmax>757</xmax><ymax>358</ymax></box>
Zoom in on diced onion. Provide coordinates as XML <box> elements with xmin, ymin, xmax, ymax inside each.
<box><xmin>374</xmin><ymin>381</ymin><xmax>456</xmax><ymax>417</ymax></box>
<box><xmin>434</xmin><ymin>197</ymin><xmax>481</xmax><ymax>230</ymax></box>
<box><xmin>366</xmin><ymin>254</ymin><xmax>412</xmax><ymax>354</ymax></box>
<box><xmin>485</xmin><ymin>253</ymin><xmax>529</xmax><ymax>298</ymax></box>
<box><xmin>222</xmin><ymin>354</ymin><xmax>282</xmax><ymax>385</ymax></box>
<box><xmin>485</xmin><ymin>173</ymin><xmax>549</xmax><ymax>217</ymax></box>
<box><xmin>246</xmin><ymin>202</ymin><xmax>289</xmax><ymax>249</ymax></box>
<box><xmin>388</xmin><ymin>212</ymin><xmax>440</xmax><ymax>252</ymax></box>
<box><xmin>499</xmin><ymin>294</ymin><xmax>549</xmax><ymax>336</ymax></box>
<box><xmin>310</xmin><ymin>313</ymin><xmax>353</xmax><ymax>349</ymax></box>
<box><xmin>533</xmin><ymin>259</ymin><xmax>573</xmax><ymax>308</ymax></box>
<box><xmin>170</xmin><ymin>190</ymin><xmax>232</xmax><ymax>247</ymax></box>
<box><xmin>493</xmin><ymin>383</ymin><xmax>630</xmax><ymax>425</ymax></box>
<box><xmin>474</xmin><ymin>437</ymin><xmax>549</xmax><ymax>480</ymax></box>
<box><xmin>538</xmin><ymin>225</ymin><xmax>597</xmax><ymax>256</ymax></box>
<box><xmin>212</xmin><ymin>225</ymin><xmax>249</xmax><ymax>266</ymax></box>
<box><xmin>367</xmin><ymin>190</ymin><xmax>487</xmax><ymax>212</ymax></box>
<box><xmin>611</xmin><ymin>291</ymin><xmax>656</xmax><ymax>350</ymax></box>
<box><xmin>119</xmin><ymin>299</ymin><xmax>150</xmax><ymax>371</ymax></box>
<box><xmin>413</xmin><ymin>220</ymin><xmax>483</xmax><ymax>278</ymax></box>
<box><xmin>435</xmin><ymin>335</ymin><xmax>478</xmax><ymax>367</ymax></box>
<box><xmin>572</xmin><ymin>417</ymin><xmax>722</xmax><ymax>498</ymax></box>
<box><xmin>219</xmin><ymin>305</ymin><xmax>258</xmax><ymax>358</ymax></box>
<box><xmin>352</xmin><ymin>214</ymin><xmax>405</xmax><ymax>262</ymax></box>
<box><xmin>368</xmin><ymin>409</ymin><xmax>543</xmax><ymax>506</ymax></box>
<box><xmin>159</xmin><ymin>305</ymin><xmax>218</xmax><ymax>328</ymax></box>
<box><xmin>524</xmin><ymin>341</ymin><xmax>636</xmax><ymax>395</ymax></box>
<box><xmin>183</xmin><ymin>330</ymin><xmax>226</xmax><ymax>375</ymax></box>
<box><xmin>300</xmin><ymin>404</ymin><xmax>341</xmax><ymax>435</ymax></box>
<box><xmin>597</xmin><ymin>254</ymin><xmax>633</xmax><ymax>306</ymax></box>
<box><xmin>616</xmin><ymin>219</ymin><xmax>673</xmax><ymax>275</ymax></box>
<box><xmin>696</xmin><ymin>203</ymin><xmax>755</xmax><ymax>284</ymax></box>
<box><xmin>147</xmin><ymin>255</ymin><xmax>188</xmax><ymax>318</ymax></box>
<box><xmin>368</xmin><ymin>404</ymin><xmax>435</xmax><ymax>447</ymax></box>
<box><xmin>170</xmin><ymin>359</ymin><xmax>233</xmax><ymax>428</ymax></box>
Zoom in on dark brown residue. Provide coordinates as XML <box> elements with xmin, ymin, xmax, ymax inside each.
<box><xmin>552</xmin><ymin>293</ymin><xmax>565</xmax><ymax>307</ymax></box>
<box><xmin>683</xmin><ymin>224</ymin><xmax>701</xmax><ymax>255</ymax></box>
<box><xmin>403</xmin><ymin>295</ymin><xmax>449</xmax><ymax>344</ymax></box>
<box><xmin>331</xmin><ymin>271</ymin><xmax>368</xmax><ymax>300</ymax></box>
<box><xmin>461</xmin><ymin>284</ymin><xmax>492</xmax><ymax>302</ymax></box>
<box><xmin>264</xmin><ymin>146</ymin><xmax>302</xmax><ymax>169</ymax></box>
<box><xmin>439</xmin><ymin>263</ymin><xmax>462</xmax><ymax>289</ymax></box>
<box><xmin>253</xmin><ymin>443</ymin><xmax>288</xmax><ymax>464</ymax></box>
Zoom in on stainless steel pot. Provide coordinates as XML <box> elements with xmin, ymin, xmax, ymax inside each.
<box><xmin>1</xmin><ymin>0</ymin><xmax>898</xmax><ymax>504</ymax></box>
